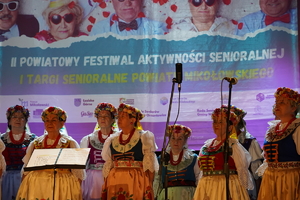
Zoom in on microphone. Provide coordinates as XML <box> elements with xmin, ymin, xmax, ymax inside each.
<box><xmin>175</xmin><ymin>63</ymin><xmax>182</xmax><ymax>91</ymax></box>
<box><xmin>224</xmin><ymin>77</ymin><xmax>238</xmax><ymax>85</ymax></box>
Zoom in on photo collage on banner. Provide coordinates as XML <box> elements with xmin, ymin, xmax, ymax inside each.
<box><xmin>0</xmin><ymin>0</ymin><xmax>298</xmax><ymax>149</ymax></box>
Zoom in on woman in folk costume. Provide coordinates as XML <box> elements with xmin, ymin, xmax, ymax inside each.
<box><xmin>193</xmin><ymin>107</ymin><xmax>253</xmax><ymax>200</ymax></box>
<box><xmin>1</xmin><ymin>105</ymin><xmax>36</xmax><ymax>200</ymax></box>
<box><xmin>156</xmin><ymin>124</ymin><xmax>200</xmax><ymax>200</ymax></box>
<box><xmin>80</xmin><ymin>102</ymin><xmax>118</xmax><ymax>200</ymax></box>
<box><xmin>16</xmin><ymin>106</ymin><xmax>85</xmax><ymax>200</ymax></box>
<box><xmin>222</xmin><ymin>104</ymin><xmax>263</xmax><ymax>200</ymax></box>
<box><xmin>101</xmin><ymin>103</ymin><xmax>159</xmax><ymax>200</ymax></box>
<box><xmin>257</xmin><ymin>87</ymin><xmax>300</xmax><ymax>200</ymax></box>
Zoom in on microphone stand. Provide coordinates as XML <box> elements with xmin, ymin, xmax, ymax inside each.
<box><xmin>223</xmin><ymin>82</ymin><xmax>233</xmax><ymax>200</ymax></box>
<box><xmin>157</xmin><ymin>77</ymin><xmax>177</xmax><ymax>200</ymax></box>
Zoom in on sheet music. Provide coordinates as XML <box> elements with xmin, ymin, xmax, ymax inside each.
<box><xmin>25</xmin><ymin>148</ymin><xmax>90</xmax><ymax>169</ymax></box>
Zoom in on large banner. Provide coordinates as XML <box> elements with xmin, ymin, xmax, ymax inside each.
<box><xmin>0</xmin><ymin>0</ymin><xmax>298</xmax><ymax>150</ymax></box>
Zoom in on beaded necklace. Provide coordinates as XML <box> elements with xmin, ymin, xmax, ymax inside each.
<box><xmin>98</xmin><ymin>129</ymin><xmax>113</xmax><ymax>143</ymax></box>
<box><xmin>9</xmin><ymin>130</ymin><xmax>25</xmax><ymax>145</ymax></box>
<box><xmin>170</xmin><ymin>150</ymin><xmax>183</xmax><ymax>166</ymax></box>
<box><xmin>119</xmin><ymin>129</ymin><xmax>135</xmax><ymax>145</ymax></box>
<box><xmin>44</xmin><ymin>134</ymin><xmax>61</xmax><ymax>148</ymax></box>
<box><xmin>275</xmin><ymin>118</ymin><xmax>296</xmax><ymax>135</ymax></box>
<box><xmin>206</xmin><ymin>138</ymin><xmax>225</xmax><ymax>153</ymax></box>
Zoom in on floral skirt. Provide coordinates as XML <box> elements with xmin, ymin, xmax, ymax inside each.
<box><xmin>193</xmin><ymin>174</ymin><xmax>250</xmax><ymax>200</ymax></box>
<box><xmin>258</xmin><ymin>167</ymin><xmax>300</xmax><ymax>200</ymax></box>
<box><xmin>82</xmin><ymin>169</ymin><xmax>104</xmax><ymax>200</ymax></box>
<box><xmin>16</xmin><ymin>170</ymin><xmax>82</xmax><ymax>200</ymax></box>
<box><xmin>101</xmin><ymin>167</ymin><xmax>154</xmax><ymax>200</ymax></box>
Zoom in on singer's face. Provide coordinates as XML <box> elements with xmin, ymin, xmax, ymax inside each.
<box><xmin>274</xmin><ymin>96</ymin><xmax>296</xmax><ymax>119</ymax></box>
<box><xmin>44</xmin><ymin>114</ymin><xmax>64</xmax><ymax>134</ymax></box>
<box><xmin>117</xmin><ymin>111</ymin><xmax>135</xmax><ymax>129</ymax></box>
<box><xmin>169</xmin><ymin>130</ymin><xmax>186</xmax><ymax>152</ymax></box>
<box><xmin>97</xmin><ymin>110</ymin><xmax>114</xmax><ymax>129</ymax></box>
<box><xmin>212</xmin><ymin>115</ymin><xmax>227</xmax><ymax>138</ymax></box>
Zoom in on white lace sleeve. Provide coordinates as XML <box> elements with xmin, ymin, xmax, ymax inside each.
<box><xmin>0</xmin><ymin>139</ymin><xmax>6</xmax><ymax>174</ymax></box>
<box><xmin>21</xmin><ymin>140</ymin><xmax>36</xmax><ymax>176</ymax></box>
<box><xmin>101</xmin><ymin>132</ymin><xmax>120</xmax><ymax>178</ymax></box>
<box><xmin>80</xmin><ymin>135</ymin><xmax>89</xmax><ymax>148</ymax></box>
<box><xmin>230</xmin><ymin>138</ymin><xmax>254</xmax><ymax>190</ymax></box>
<box><xmin>69</xmin><ymin>139</ymin><xmax>86</xmax><ymax>180</ymax></box>
<box><xmin>193</xmin><ymin>155</ymin><xmax>200</xmax><ymax>184</ymax></box>
<box><xmin>248</xmin><ymin>139</ymin><xmax>263</xmax><ymax>179</ymax></box>
<box><xmin>256</xmin><ymin>158</ymin><xmax>268</xmax><ymax>177</ymax></box>
<box><xmin>141</xmin><ymin>130</ymin><xmax>159</xmax><ymax>173</ymax></box>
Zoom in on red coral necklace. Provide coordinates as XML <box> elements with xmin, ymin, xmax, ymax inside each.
<box><xmin>119</xmin><ymin>129</ymin><xmax>135</xmax><ymax>145</ymax></box>
<box><xmin>275</xmin><ymin>118</ymin><xmax>296</xmax><ymax>135</ymax></box>
<box><xmin>170</xmin><ymin>150</ymin><xmax>183</xmax><ymax>166</ymax></box>
<box><xmin>206</xmin><ymin>139</ymin><xmax>225</xmax><ymax>152</ymax></box>
<box><xmin>98</xmin><ymin>129</ymin><xmax>113</xmax><ymax>143</ymax></box>
<box><xmin>9</xmin><ymin>130</ymin><xmax>25</xmax><ymax>145</ymax></box>
<box><xmin>44</xmin><ymin>134</ymin><xmax>61</xmax><ymax>148</ymax></box>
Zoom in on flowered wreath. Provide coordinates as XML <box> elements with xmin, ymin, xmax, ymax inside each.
<box><xmin>6</xmin><ymin>105</ymin><xmax>30</xmax><ymax>120</ymax></box>
<box><xmin>211</xmin><ymin>107</ymin><xmax>238</xmax><ymax>126</ymax></box>
<box><xmin>221</xmin><ymin>104</ymin><xmax>247</xmax><ymax>118</ymax></box>
<box><xmin>41</xmin><ymin>106</ymin><xmax>67</xmax><ymax>122</ymax></box>
<box><xmin>94</xmin><ymin>102</ymin><xmax>117</xmax><ymax>118</ymax></box>
<box><xmin>274</xmin><ymin>87</ymin><xmax>300</xmax><ymax>105</ymax></box>
<box><xmin>118</xmin><ymin>103</ymin><xmax>144</xmax><ymax>120</ymax></box>
<box><xmin>167</xmin><ymin>124</ymin><xmax>192</xmax><ymax>138</ymax></box>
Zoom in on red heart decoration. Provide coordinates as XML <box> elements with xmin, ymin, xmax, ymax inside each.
<box><xmin>238</xmin><ymin>23</ymin><xmax>243</xmax><ymax>30</ymax></box>
<box><xmin>170</xmin><ymin>4</ymin><xmax>177</xmax><ymax>12</ymax></box>
<box><xmin>88</xmin><ymin>16</ymin><xmax>96</xmax><ymax>24</ymax></box>
<box><xmin>223</xmin><ymin>0</ymin><xmax>231</xmax><ymax>5</ymax></box>
<box><xmin>103</xmin><ymin>11</ymin><xmax>110</xmax><ymax>18</ymax></box>
<box><xmin>87</xmin><ymin>25</ymin><xmax>93</xmax><ymax>32</ymax></box>
<box><xmin>99</xmin><ymin>2</ymin><xmax>107</xmax><ymax>8</ymax></box>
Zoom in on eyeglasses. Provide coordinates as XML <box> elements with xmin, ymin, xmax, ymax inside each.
<box><xmin>0</xmin><ymin>1</ymin><xmax>19</xmax><ymax>11</ymax></box>
<box><xmin>191</xmin><ymin>0</ymin><xmax>216</xmax><ymax>7</ymax></box>
<box><xmin>49</xmin><ymin>13</ymin><xmax>75</xmax><ymax>25</ymax></box>
<box><xmin>11</xmin><ymin>116</ymin><xmax>25</xmax><ymax>121</ymax></box>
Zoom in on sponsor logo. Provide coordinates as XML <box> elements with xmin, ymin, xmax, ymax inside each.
<box><xmin>74</xmin><ymin>98</ymin><xmax>94</xmax><ymax>107</ymax></box>
<box><xmin>74</xmin><ymin>98</ymin><xmax>81</xmax><ymax>107</ymax></box>
<box><xmin>33</xmin><ymin>109</ymin><xmax>44</xmax><ymax>118</ymax></box>
<box><xmin>81</xmin><ymin>111</ymin><xmax>94</xmax><ymax>118</ymax></box>
<box><xmin>253</xmin><ymin>106</ymin><xmax>263</xmax><ymax>115</ymax></box>
<box><xmin>160</xmin><ymin>97</ymin><xmax>168</xmax><ymax>105</ymax></box>
<box><xmin>256</xmin><ymin>93</ymin><xmax>265</xmax><ymax>102</ymax></box>
<box><xmin>119</xmin><ymin>98</ymin><xmax>134</xmax><ymax>105</ymax></box>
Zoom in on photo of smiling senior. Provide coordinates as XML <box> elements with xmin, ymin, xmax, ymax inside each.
<box><xmin>34</xmin><ymin>0</ymin><xmax>87</xmax><ymax>43</ymax></box>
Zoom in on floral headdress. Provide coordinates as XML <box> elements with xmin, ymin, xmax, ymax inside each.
<box><xmin>211</xmin><ymin>107</ymin><xmax>238</xmax><ymax>126</ymax></box>
<box><xmin>274</xmin><ymin>87</ymin><xmax>300</xmax><ymax>105</ymax></box>
<box><xmin>118</xmin><ymin>103</ymin><xmax>144</xmax><ymax>129</ymax></box>
<box><xmin>41</xmin><ymin>106</ymin><xmax>67</xmax><ymax>122</ymax></box>
<box><xmin>94</xmin><ymin>102</ymin><xmax>117</xmax><ymax>118</ymax></box>
<box><xmin>167</xmin><ymin>124</ymin><xmax>192</xmax><ymax>138</ymax></box>
<box><xmin>221</xmin><ymin>104</ymin><xmax>247</xmax><ymax>119</ymax></box>
<box><xmin>6</xmin><ymin>105</ymin><xmax>30</xmax><ymax>120</ymax></box>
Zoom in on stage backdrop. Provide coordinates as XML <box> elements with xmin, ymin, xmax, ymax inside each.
<box><xmin>0</xmin><ymin>0</ymin><xmax>299</xmax><ymax>150</ymax></box>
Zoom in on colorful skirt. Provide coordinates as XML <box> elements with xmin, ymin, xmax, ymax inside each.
<box><xmin>82</xmin><ymin>169</ymin><xmax>104</xmax><ymax>200</ymax></box>
<box><xmin>2</xmin><ymin>170</ymin><xmax>22</xmax><ymax>200</ymax></box>
<box><xmin>16</xmin><ymin>169</ymin><xmax>82</xmax><ymax>200</ymax></box>
<box><xmin>157</xmin><ymin>186</ymin><xmax>196</xmax><ymax>200</ymax></box>
<box><xmin>193</xmin><ymin>174</ymin><xmax>250</xmax><ymax>200</ymax></box>
<box><xmin>101</xmin><ymin>167</ymin><xmax>154</xmax><ymax>200</ymax></box>
<box><xmin>258</xmin><ymin>167</ymin><xmax>300</xmax><ymax>200</ymax></box>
